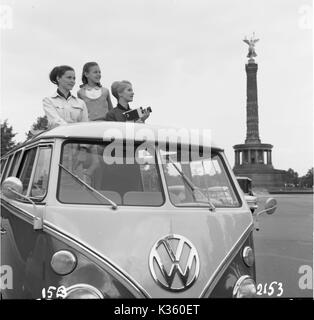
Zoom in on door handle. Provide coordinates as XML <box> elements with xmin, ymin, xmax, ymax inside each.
<box><xmin>0</xmin><ymin>228</ymin><xmax>7</xmax><ymax>235</ymax></box>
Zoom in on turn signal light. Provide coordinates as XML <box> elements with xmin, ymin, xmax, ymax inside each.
<box><xmin>242</xmin><ymin>246</ymin><xmax>254</xmax><ymax>267</ymax></box>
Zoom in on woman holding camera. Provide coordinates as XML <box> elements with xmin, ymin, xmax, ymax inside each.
<box><xmin>105</xmin><ymin>80</ymin><xmax>150</xmax><ymax>123</ymax></box>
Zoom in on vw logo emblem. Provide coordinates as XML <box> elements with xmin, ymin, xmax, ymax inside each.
<box><xmin>149</xmin><ymin>234</ymin><xmax>200</xmax><ymax>292</ymax></box>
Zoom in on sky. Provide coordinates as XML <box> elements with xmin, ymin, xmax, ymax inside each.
<box><xmin>0</xmin><ymin>0</ymin><xmax>313</xmax><ymax>176</ymax></box>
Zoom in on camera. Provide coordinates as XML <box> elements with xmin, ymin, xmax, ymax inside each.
<box><xmin>123</xmin><ymin>107</ymin><xmax>152</xmax><ymax>121</ymax></box>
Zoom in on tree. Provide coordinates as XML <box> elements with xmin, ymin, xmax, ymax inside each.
<box><xmin>1</xmin><ymin>120</ymin><xmax>17</xmax><ymax>156</ymax></box>
<box><xmin>285</xmin><ymin>168</ymin><xmax>299</xmax><ymax>186</ymax></box>
<box><xmin>26</xmin><ymin>115</ymin><xmax>48</xmax><ymax>139</ymax></box>
<box><xmin>300</xmin><ymin>168</ymin><xmax>313</xmax><ymax>188</ymax></box>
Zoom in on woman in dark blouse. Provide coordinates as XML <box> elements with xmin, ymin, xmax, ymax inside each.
<box><xmin>105</xmin><ymin>80</ymin><xmax>150</xmax><ymax>123</ymax></box>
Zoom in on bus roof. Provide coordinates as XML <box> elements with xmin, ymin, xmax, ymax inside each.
<box><xmin>2</xmin><ymin>122</ymin><xmax>223</xmax><ymax>157</ymax></box>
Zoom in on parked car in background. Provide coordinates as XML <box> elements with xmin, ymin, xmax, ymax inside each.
<box><xmin>236</xmin><ymin>176</ymin><xmax>258</xmax><ymax>213</ymax></box>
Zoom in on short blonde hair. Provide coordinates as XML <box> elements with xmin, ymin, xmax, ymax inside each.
<box><xmin>111</xmin><ymin>80</ymin><xmax>132</xmax><ymax>100</ymax></box>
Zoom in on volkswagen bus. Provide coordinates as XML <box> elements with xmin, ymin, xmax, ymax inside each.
<box><xmin>0</xmin><ymin>122</ymin><xmax>276</xmax><ymax>299</ymax></box>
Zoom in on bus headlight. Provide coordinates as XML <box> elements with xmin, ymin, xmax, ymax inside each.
<box><xmin>51</xmin><ymin>250</ymin><xmax>77</xmax><ymax>275</ymax></box>
<box><xmin>66</xmin><ymin>284</ymin><xmax>104</xmax><ymax>299</ymax></box>
<box><xmin>233</xmin><ymin>275</ymin><xmax>257</xmax><ymax>298</ymax></box>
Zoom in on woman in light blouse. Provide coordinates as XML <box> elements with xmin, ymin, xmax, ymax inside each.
<box><xmin>43</xmin><ymin>66</ymin><xmax>98</xmax><ymax>184</ymax></box>
<box><xmin>43</xmin><ymin>65</ymin><xmax>88</xmax><ymax>129</ymax></box>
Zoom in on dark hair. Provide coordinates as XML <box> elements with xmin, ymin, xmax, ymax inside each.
<box><xmin>80</xmin><ymin>62</ymin><xmax>102</xmax><ymax>88</ymax></box>
<box><xmin>49</xmin><ymin>65</ymin><xmax>74</xmax><ymax>85</ymax></box>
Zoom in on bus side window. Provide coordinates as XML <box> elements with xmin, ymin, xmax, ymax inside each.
<box><xmin>1</xmin><ymin>155</ymin><xmax>13</xmax><ymax>183</ymax></box>
<box><xmin>17</xmin><ymin>148</ymin><xmax>37</xmax><ymax>195</ymax></box>
<box><xmin>30</xmin><ymin>147</ymin><xmax>52</xmax><ymax>198</ymax></box>
<box><xmin>7</xmin><ymin>150</ymin><xmax>22</xmax><ymax>177</ymax></box>
<box><xmin>0</xmin><ymin>158</ymin><xmax>8</xmax><ymax>180</ymax></box>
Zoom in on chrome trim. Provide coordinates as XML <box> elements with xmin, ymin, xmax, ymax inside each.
<box><xmin>1</xmin><ymin>198</ymin><xmax>35</xmax><ymax>223</ymax></box>
<box><xmin>242</xmin><ymin>246</ymin><xmax>254</xmax><ymax>267</ymax></box>
<box><xmin>44</xmin><ymin>224</ymin><xmax>151</xmax><ymax>298</ymax></box>
<box><xmin>149</xmin><ymin>234</ymin><xmax>200</xmax><ymax>292</ymax></box>
<box><xmin>199</xmin><ymin>223</ymin><xmax>254</xmax><ymax>297</ymax></box>
<box><xmin>65</xmin><ymin>283</ymin><xmax>104</xmax><ymax>299</ymax></box>
<box><xmin>232</xmin><ymin>275</ymin><xmax>256</xmax><ymax>298</ymax></box>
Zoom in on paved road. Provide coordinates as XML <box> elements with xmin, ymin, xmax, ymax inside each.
<box><xmin>253</xmin><ymin>194</ymin><xmax>313</xmax><ymax>298</ymax></box>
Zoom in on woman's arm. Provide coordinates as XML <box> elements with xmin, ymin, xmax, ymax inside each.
<box><xmin>106</xmin><ymin>89</ymin><xmax>113</xmax><ymax>111</ymax></box>
<box><xmin>80</xmin><ymin>101</ymin><xmax>89</xmax><ymax>122</ymax></box>
<box><xmin>43</xmin><ymin>97</ymin><xmax>67</xmax><ymax>127</ymax></box>
<box><xmin>104</xmin><ymin>110</ymin><xmax>116</xmax><ymax>121</ymax></box>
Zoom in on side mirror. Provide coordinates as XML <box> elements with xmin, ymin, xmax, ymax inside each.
<box><xmin>254</xmin><ymin>197</ymin><xmax>277</xmax><ymax>231</ymax></box>
<box><xmin>1</xmin><ymin>177</ymin><xmax>43</xmax><ymax>230</ymax></box>
<box><xmin>2</xmin><ymin>177</ymin><xmax>23</xmax><ymax>200</ymax></box>
<box><xmin>264</xmin><ymin>198</ymin><xmax>277</xmax><ymax>215</ymax></box>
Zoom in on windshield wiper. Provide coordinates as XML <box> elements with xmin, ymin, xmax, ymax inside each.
<box><xmin>167</xmin><ymin>158</ymin><xmax>215</xmax><ymax>211</ymax></box>
<box><xmin>59</xmin><ymin>164</ymin><xmax>118</xmax><ymax>210</ymax></box>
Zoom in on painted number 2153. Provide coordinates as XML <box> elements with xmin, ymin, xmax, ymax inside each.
<box><xmin>256</xmin><ymin>282</ymin><xmax>283</xmax><ymax>297</ymax></box>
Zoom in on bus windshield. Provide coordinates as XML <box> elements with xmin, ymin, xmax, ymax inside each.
<box><xmin>58</xmin><ymin>141</ymin><xmax>164</xmax><ymax>206</ymax></box>
<box><xmin>160</xmin><ymin>146</ymin><xmax>240</xmax><ymax>208</ymax></box>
